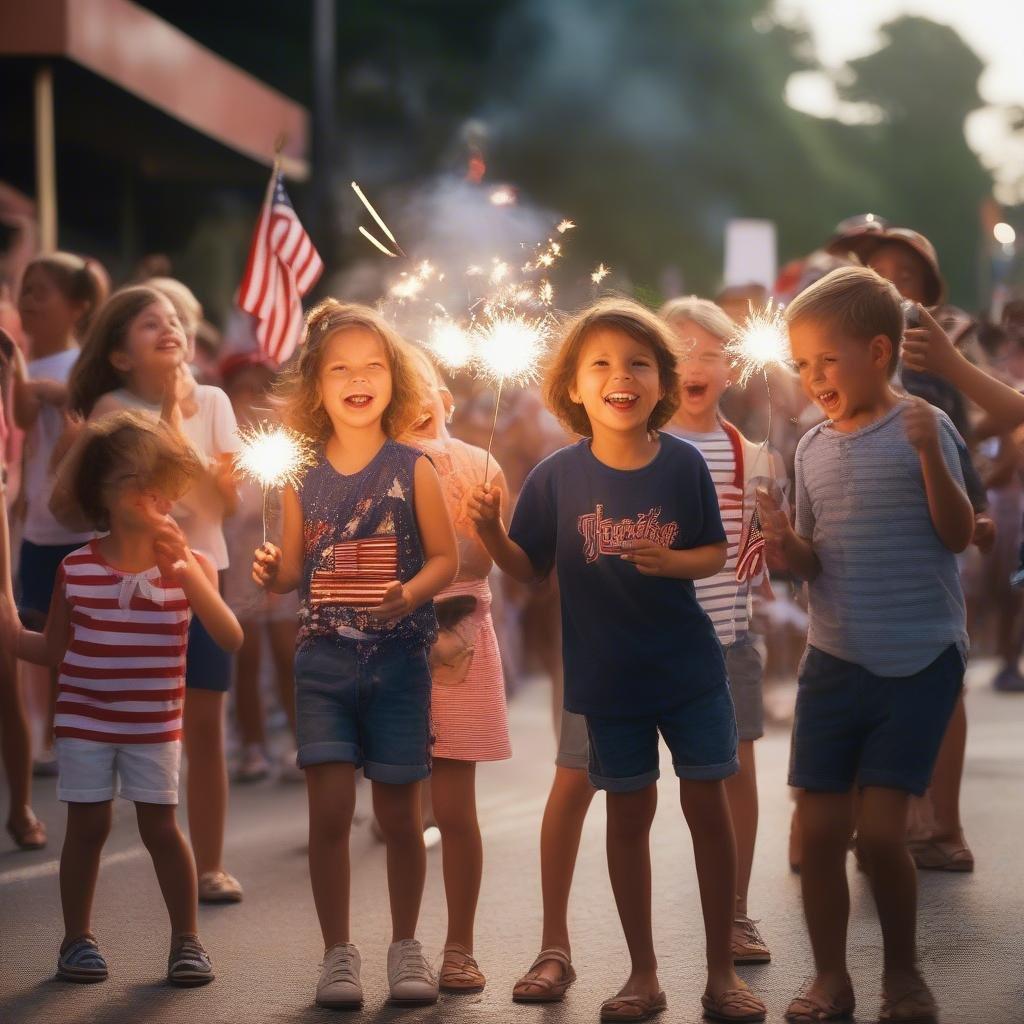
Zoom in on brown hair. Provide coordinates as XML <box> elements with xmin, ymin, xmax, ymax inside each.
<box><xmin>785</xmin><ymin>266</ymin><xmax>904</xmax><ymax>376</ymax></box>
<box><xmin>544</xmin><ymin>298</ymin><xmax>681</xmax><ymax>437</ymax></box>
<box><xmin>23</xmin><ymin>252</ymin><xmax>109</xmax><ymax>336</ymax></box>
<box><xmin>148</xmin><ymin>277</ymin><xmax>202</xmax><ymax>338</ymax></box>
<box><xmin>277</xmin><ymin>300</ymin><xmax>425</xmax><ymax>441</ymax></box>
<box><xmin>50</xmin><ymin>410</ymin><xmax>202</xmax><ymax>533</ymax></box>
<box><xmin>68</xmin><ymin>286</ymin><xmax>171</xmax><ymax>416</ymax></box>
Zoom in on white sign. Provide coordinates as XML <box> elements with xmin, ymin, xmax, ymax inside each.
<box><xmin>724</xmin><ymin>219</ymin><xmax>777</xmax><ymax>289</ymax></box>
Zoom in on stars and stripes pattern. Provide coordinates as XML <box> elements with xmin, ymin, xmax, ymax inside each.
<box><xmin>310</xmin><ymin>536</ymin><xmax>398</xmax><ymax>607</ymax></box>
<box><xmin>238</xmin><ymin>171</ymin><xmax>323</xmax><ymax>366</ymax></box>
<box><xmin>735</xmin><ymin>503</ymin><xmax>766</xmax><ymax>584</ymax></box>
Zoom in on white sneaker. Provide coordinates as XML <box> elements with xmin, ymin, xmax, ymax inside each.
<box><xmin>316</xmin><ymin>943</ymin><xmax>362</xmax><ymax>1009</ymax></box>
<box><xmin>387</xmin><ymin>938</ymin><xmax>438</xmax><ymax>1006</ymax></box>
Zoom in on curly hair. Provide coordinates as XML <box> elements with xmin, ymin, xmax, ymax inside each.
<box><xmin>277</xmin><ymin>300</ymin><xmax>426</xmax><ymax>441</ymax></box>
<box><xmin>50</xmin><ymin>410</ymin><xmax>202</xmax><ymax>533</ymax></box>
<box><xmin>544</xmin><ymin>297</ymin><xmax>681</xmax><ymax>437</ymax></box>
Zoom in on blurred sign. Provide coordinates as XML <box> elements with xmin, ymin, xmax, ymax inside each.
<box><xmin>724</xmin><ymin>219</ymin><xmax>777</xmax><ymax>290</ymax></box>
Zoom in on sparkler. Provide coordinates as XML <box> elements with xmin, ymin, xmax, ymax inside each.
<box><xmin>352</xmin><ymin>181</ymin><xmax>406</xmax><ymax>258</ymax></box>
<box><xmin>591</xmin><ymin>263</ymin><xmax>610</xmax><ymax>285</ymax></box>
<box><xmin>234</xmin><ymin>424</ymin><xmax>316</xmax><ymax>545</ymax></box>
<box><xmin>359</xmin><ymin>226</ymin><xmax>399</xmax><ymax>259</ymax></box>
<box><xmin>556</xmin><ymin>219</ymin><xmax>576</xmax><ymax>234</ymax></box>
<box><xmin>426</xmin><ymin>317</ymin><xmax>475</xmax><ymax>373</ymax></box>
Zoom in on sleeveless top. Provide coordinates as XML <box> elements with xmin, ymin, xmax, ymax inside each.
<box><xmin>296</xmin><ymin>439</ymin><xmax>437</xmax><ymax>654</ymax></box>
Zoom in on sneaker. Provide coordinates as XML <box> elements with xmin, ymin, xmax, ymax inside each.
<box><xmin>167</xmin><ymin>934</ymin><xmax>214</xmax><ymax>986</ymax></box>
<box><xmin>387</xmin><ymin>938</ymin><xmax>438</xmax><ymax>1006</ymax></box>
<box><xmin>731</xmin><ymin>914</ymin><xmax>771</xmax><ymax>965</ymax></box>
<box><xmin>993</xmin><ymin>666</ymin><xmax>1024</xmax><ymax>692</ymax></box>
<box><xmin>57</xmin><ymin>934</ymin><xmax>108</xmax><ymax>983</ymax></box>
<box><xmin>316</xmin><ymin>942</ymin><xmax>363</xmax><ymax>1009</ymax></box>
<box><xmin>198</xmin><ymin>869</ymin><xmax>243</xmax><ymax>904</ymax></box>
<box><xmin>236</xmin><ymin>744</ymin><xmax>270</xmax><ymax>783</ymax></box>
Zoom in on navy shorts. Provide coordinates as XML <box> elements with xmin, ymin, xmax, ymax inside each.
<box><xmin>185</xmin><ymin>613</ymin><xmax>233</xmax><ymax>692</ymax></box>
<box><xmin>788</xmin><ymin>644</ymin><xmax>964</xmax><ymax>797</ymax></box>
<box><xmin>17</xmin><ymin>540</ymin><xmax>81</xmax><ymax>624</ymax></box>
<box><xmin>585</xmin><ymin>683</ymin><xmax>739</xmax><ymax>793</ymax></box>
<box><xmin>294</xmin><ymin>639</ymin><xmax>433</xmax><ymax>784</ymax></box>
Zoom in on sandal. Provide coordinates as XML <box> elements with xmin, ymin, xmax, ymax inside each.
<box><xmin>784</xmin><ymin>983</ymin><xmax>856</xmax><ymax>1022</ymax></box>
<box><xmin>439</xmin><ymin>942</ymin><xmax>485</xmax><ymax>993</ymax></box>
<box><xmin>512</xmin><ymin>947</ymin><xmax>576</xmax><ymax>1003</ymax></box>
<box><xmin>56</xmin><ymin>934</ymin><xmax>108</xmax><ymax>983</ymax></box>
<box><xmin>7</xmin><ymin>812</ymin><xmax>47</xmax><ymax>851</ymax></box>
<box><xmin>908</xmin><ymin>838</ymin><xmax>974</xmax><ymax>872</ymax></box>
<box><xmin>198</xmin><ymin>870</ymin><xmax>243</xmax><ymax>903</ymax></box>
<box><xmin>702</xmin><ymin>985</ymin><xmax>767</xmax><ymax>1022</ymax></box>
<box><xmin>600</xmin><ymin>990</ymin><xmax>667</xmax><ymax>1022</ymax></box>
<box><xmin>879</xmin><ymin>976</ymin><xmax>938</xmax><ymax>1023</ymax></box>
<box><xmin>731</xmin><ymin>915</ymin><xmax>771</xmax><ymax>964</ymax></box>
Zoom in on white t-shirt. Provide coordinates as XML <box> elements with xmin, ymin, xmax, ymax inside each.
<box><xmin>106</xmin><ymin>385</ymin><xmax>240</xmax><ymax>569</ymax></box>
<box><xmin>22</xmin><ymin>348</ymin><xmax>93</xmax><ymax>546</ymax></box>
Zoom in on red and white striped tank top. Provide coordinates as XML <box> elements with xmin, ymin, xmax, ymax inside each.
<box><xmin>55</xmin><ymin>542</ymin><xmax>191</xmax><ymax>744</ymax></box>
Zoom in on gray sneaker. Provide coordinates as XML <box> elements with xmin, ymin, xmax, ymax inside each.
<box><xmin>316</xmin><ymin>943</ymin><xmax>363</xmax><ymax>1010</ymax></box>
<box><xmin>167</xmin><ymin>934</ymin><xmax>214</xmax><ymax>987</ymax></box>
<box><xmin>387</xmin><ymin>939</ymin><xmax>438</xmax><ymax>1006</ymax></box>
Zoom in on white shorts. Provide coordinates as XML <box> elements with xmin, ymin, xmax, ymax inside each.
<box><xmin>56</xmin><ymin>737</ymin><xmax>181</xmax><ymax>805</ymax></box>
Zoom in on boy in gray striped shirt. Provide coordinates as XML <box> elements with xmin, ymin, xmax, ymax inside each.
<box><xmin>758</xmin><ymin>267</ymin><xmax>972</xmax><ymax>1024</ymax></box>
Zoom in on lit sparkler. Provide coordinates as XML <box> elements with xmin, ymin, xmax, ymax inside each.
<box><xmin>352</xmin><ymin>181</ymin><xmax>406</xmax><ymax>258</ymax></box>
<box><xmin>726</xmin><ymin>301</ymin><xmax>790</xmax><ymax>388</ymax></box>
<box><xmin>557</xmin><ymin>219</ymin><xmax>576</xmax><ymax>233</ymax></box>
<box><xmin>591</xmin><ymin>263</ymin><xmax>610</xmax><ymax>284</ymax></box>
<box><xmin>489</xmin><ymin>186</ymin><xmax>517</xmax><ymax>207</ymax></box>
<box><xmin>234</xmin><ymin>424</ymin><xmax>317</xmax><ymax>544</ymax></box>
<box><xmin>426</xmin><ymin>318</ymin><xmax>475</xmax><ymax>373</ymax></box>
<box><xmin>359</xmin><ymin>226</ymin><xmax>399</xmax><ymax>259</ymax></box>
<box><xmin>389</xmin><ymin>274</ymin><xmax>426</xmax><ymax>301</ymax></box>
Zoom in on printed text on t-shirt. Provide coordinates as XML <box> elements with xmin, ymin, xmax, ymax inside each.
<box><xmin>577</xmin><ymin>503</ymin><xmax>679</xmax><ymax>563</ymax></box>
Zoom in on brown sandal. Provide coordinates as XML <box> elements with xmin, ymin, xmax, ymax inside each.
<box><xmin>879</xmin><ymin>978</ymin><xmax>938</xmax><ymax>1022</ymax></box>
<box><xmin>908</xmin><ymin>838</ymin><xmax>974</xmax><ymax>872</ymax></box>
<box><xmin>439</xmin><ymin>942</ymin><xmax>485</xmax><ymax>993</ymax></box>
<box><xmin>512</xmin><ymin>947</ymin><xmax>576</xmax><ymax>1003</ymax></box>
<box><xmin>784</xmin><ymin>984</ymin><xmax>856</xmax><ymax>1022</ymax></box>
<box><xmin>702</xmin><ymin>985</ymin><xmax>767</xmax><ymax>1022</ymax></box>
<box><xmin>6</xmin><ymin>813</ymin><xmax>47</xmax><ymax>851</ymax></box>
<box><xmin>600</xmin><ymin>990</ymin><xmax>667</xmax><ymax>1022</ymax></box>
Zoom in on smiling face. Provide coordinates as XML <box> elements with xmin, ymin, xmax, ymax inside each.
<box><xmin>569</xmin><ymin>327</ymin><xmax>664</xmax><ymax>438</ymax></box>
<box><xmin>788</xmin><ymin>318</ymin><xmax>894</xmax><ymax>428</ymax></box>
<box><xmin>671</xmin><ymin>319</ymin><xmax>731</xmax><ymax>421</ymax></box>
<box><xmin>317</xmin><ymin>327</ymin><xmax>394</xmax><ymax>433</ymax></box>
<box><xmin>109</xmin><ymin>296</ymin><xmax>187</xmax><ymax>384</ymax></box>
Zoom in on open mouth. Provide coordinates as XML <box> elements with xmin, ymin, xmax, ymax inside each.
<box><xmin>683</xmin><ymin>383</ymin><xmax>708</xmax><ymax>400</ymax></box>
<box><xmin>345</xmin><ymin>394</ymin><xmax>373</xmax><ymax>408</ymax></box>
<box><xmin>816</xmin><ymin>389</ymin><xmax>840</xmax><ymax>412</ymax></box>
<box><xmin>603</xmin><ymin>391</ymin><xmax>640</xmax><ymax>411</ymax></box>
<box><xmin>156</xmin><ymin>340</ymin><xmax>182</xmax><ymax>352</ymax></box>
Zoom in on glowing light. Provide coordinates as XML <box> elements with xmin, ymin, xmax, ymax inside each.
<box><xmin>472</xmin><ymin>311</ymin><xmax>550</xmax><ymax>388</ymax></box>
<box><xmin>726</xmin><ymin>301</ymin><xmax>791</xmax><ymax>388</ymax></box>
<box><xmin>235</xmin><ymin>424</ymin><xmax>316</xmax><ymax>493</ymax></box>
<box><xmin>537</xmin><ymin>252</ymin><xmax>555</xmax><ymax>269</ymax></box>
<box><xmin>591</xmin><ymin>263</ymin><xmax>610</xmax><ymax>284</ymax></box>
<box><xmin>359</xmin><ymin>226</ymin><xmax>398</xmax><ymax>258</ymax></box>
<box><xmin>417</xmin><ymin>260</ymin><xmax>436</xmax><ymax>280</ymax></box>
<box><xmin>489</xmin><ymin>186</ymin><xmax>517</xmax><ymax>207</ymax></box>
<box><xmin>351</xmin><ymin>181</ymin><xmax>405</xmax><ymax>257</ymax></box>
<box><xmin>489</xmin><ymin>260</ymin><xmax>511</xmax><ymax>284</ymax></box>
<box><xmin>557</xmin><ymin>219</ymin><xmax>576</xmax><ymax>233</ymax></box>
<box><xmin>426</xmin><ymin>319</ymin><xmax>475</xmax><ymax>372</ymax></box>
<box><xmin>994</xmin><ymin>222</ymin><xmax>1016</xmax><ymax>245</ymax></box>
<box><xmin>389</xmin><ymin>275</ymin><xmax>425</xmax><ymax>301</ymax></box>
<box><xmin>539</xmin><ymin>280</ymin><xmax>554</xmax><ymax>306</ymax></box>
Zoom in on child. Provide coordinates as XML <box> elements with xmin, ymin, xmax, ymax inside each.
<box><xmin>758</xmin><ymin>267</ymin><xmax>972</xmax><ymax>1023</ymax></box>
<box><xmin>469</xmin><ymin>298</ymin><xmax>767</xmax><ymax>1023</ymax></box>
<box><xmin>0</xmin><ymin>411</ymin><xmax>242</xmax><ymax>985</ymax></box>
<box><xmin>401</xmin><ymin>344</ymin><xmax>512</xmax><ymax>993</ymax></box>
<box><xmin>68</xmin><ymin>285</ymin><xmax>244</xmax><ymax>903</ymax></box>
<box><xmin>251</xmin><ymin>301</ymin><xmax>457</xmax><ymax>1010</ymax></box>
<box><xmin>661</xmin><ymin>296</ymin><xmax>785</xmax><ymax>965</ymax></box>
<box><xmin>10</xmin><ymin>254</ymin><xmax>107</xmax><ymax>781</ymax></box>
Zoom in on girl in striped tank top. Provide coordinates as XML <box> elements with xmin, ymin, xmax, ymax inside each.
<box><xmin>2</xmin><ymin>412</ymin><xmax>242</xmax><ymax>987</ymax></box>
<box><xmin>252</xmin><ymin>301</ymin><xmax>457</xmax><ymax>1010</ymax></box>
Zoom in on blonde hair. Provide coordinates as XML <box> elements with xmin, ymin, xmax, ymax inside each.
<box><xmin>148</xmin><ymin>277</ymin><xmax>202</xmax><ymax>338</ymax></box>
<box><xmin>544</xmin><ymin>297</ymin><xmax>681</xmax><ymax>437</ymax></box>
<box><xmin>277</xmin><ymin>300</ymin><xmax>425</xmax><ymax>441</ymax></box>
<box><xmin>50</xmin><ymin>410</ymin><xmax>202</xmax><ymax>533</ymax></box>
<box><xmin>659</xmin><ymin>296</ymin><xmax>735</xmax><ymax>351</ymax></box>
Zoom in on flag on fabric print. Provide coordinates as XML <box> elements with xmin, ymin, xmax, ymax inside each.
<box><xmin>238</xmin><ymin>171</ymin><xmax>323</xmax><ymax>366</ymax></box>
<box><xmin>735</xmin><ymin>503</ymin><xmax>766</xmax><ymax>583</ymax></box>
<box><xmin>310</xmin><ymin>536</ymin><xmax>399</xmax><ymax>607</ymax></box>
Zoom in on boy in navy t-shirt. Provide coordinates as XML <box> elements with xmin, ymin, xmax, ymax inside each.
<box><xmin>470</xmin><ymin>299</ymin><xmax>766</xmax><ymax>1023</ymax></box>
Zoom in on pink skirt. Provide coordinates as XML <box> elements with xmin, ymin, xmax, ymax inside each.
<box><xmin>430</xmin><ymin>578</ymin><xmax>512</xmax><ymax>762</ymax></box>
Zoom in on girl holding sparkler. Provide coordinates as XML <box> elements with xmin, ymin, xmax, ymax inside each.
<box><xmin>251</xmin><ymin>301</ymin><xmax>457</xmax><ymax>1011</ymax></box>
<box><xmin>401</xmin><ymin>344</ymin><xmax>512</xmax><ymax>994</ymax></box>
<box><xmin>0</xmin><ymin>411</ymin><xmax>242</xmax><ymax>987</ymax></box>
<box><xmin>469</xmin><ymin>298</ymin><xmax>767</xmax><ymax>1023</ymax></box>
<box><xmin>68</xmin><ymin>286</ymin><xmax>245</xmax><ymax>905</ymax></box>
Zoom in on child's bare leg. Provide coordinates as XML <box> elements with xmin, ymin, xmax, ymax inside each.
<box><xmin>136</xmin><ymin>802</ymin><xmax>198</xmax><ymax>938</ymax></box>
<box><xmin>680</xmin><ymin>778</ymin><xmax>744</xmax><ymax>994</ymax></box>
<box><xmin>605</xmin><ymin>784</ymin><xmax>660</xmax><ymax>996</ymax></box>
<box><xmin>233</xmin><ymin>625</ymin><xmax>265</xmax><ymax>748</ymax></box>
<box><xmin>858</xmin><ymin>787</ymin><xmax>920</xmax><ymax>984</ymax></box>
<box><xmin>0</xmin><ymin>654</ymin><xmax>35</xmax><ymax>832</ymax></box>
<box><xmin>723</xmin><ymin>740</ymin><xmax>757</xmax><ymax>915</ymax></box>
<box><xmin>797</xmin><ymin>789</ymin><xmax>855</xmax><ymax>998</ymax></box>
<box><xmin>183</xmin><ymin>690</ymin><xmax>229</xmax><ymax>876</ymax></box>
<box><xmin>305</xmin><ymin>762</ymin><xmax>356</xmax><ymax>948</ymax></box>
<box><xmin>372</xmin><ymin>780</ymin><xmax>426</xmax><ymax>942</ymax></box>
<box><xmin>927</xmin><ymin>695</ymin><xmax>967</xmax><ymax>845</ymax></box>
<box><xmin>268</xmin><ymin>619</ymin><xmax>298</xmax><ymax>735</ymax></box>
<box><xmin>60</xmin><ymin>802</ymin><xmax>112</xmax><ymax>943</ymax></box>
<box><xmin>431</xmin><ymin>759</ymin><xmax>481</xmax><ymax>950</ymax></box>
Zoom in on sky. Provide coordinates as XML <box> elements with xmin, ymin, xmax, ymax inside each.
<box><xmin>776</xmin><ymin>0</ymin><xmax>1024</xmax><ymax>203</ymax></box>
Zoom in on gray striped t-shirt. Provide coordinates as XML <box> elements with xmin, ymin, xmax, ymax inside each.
<box><xmin>795</xmin><ymin>401</ymin><xmax>967</xmax><ymax>677</ymax></box>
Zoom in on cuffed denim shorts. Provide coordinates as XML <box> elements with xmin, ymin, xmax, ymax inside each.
<box><xmin>294</xmin><ymin>639</ymin><xmax>433</xmax><ymax>784</ymax></box>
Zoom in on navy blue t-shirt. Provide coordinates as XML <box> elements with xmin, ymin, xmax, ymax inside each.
<box><xmin>509</xmin><ymin>433</ymin><xmax>728</xmax><ymax>717</ymax></box>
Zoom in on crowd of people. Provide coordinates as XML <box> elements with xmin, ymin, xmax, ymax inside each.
<box><xmin>0</xmin><ymin>212</ymin><xmax>1023</xmax><ymax>1023</ymax></box>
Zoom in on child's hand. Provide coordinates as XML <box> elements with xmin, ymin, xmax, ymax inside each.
<box><xmin>252</xmin><ymin>543</ymin><xmax>282</xmax><ymax>588</ymax></box>
<box><xmin>902</xmin><ymin>306</ymin><xmax>958</xmax><ymax>378</ymax></box>
<box><xmin>369</xmin><ymin>581</ymin><xmax>411</xmax><ymax>620</ymax></box>
<box><xmin>153</xmin><ymin>516</ymin><xmax>192</xmax><ymax>579</ymax></box>
<box><xmin>0</xmin><ymin>595</ymin><xmax>19</xmax><ymax>655</ymax></box>
<box><xmin>903</xmin><ymin>396</ymin><xmax>940</xmax><ymax>454</ymax></box>
<box><xmin>620</xmin><ymin>539</ymin><xmax>674</xmax><ymax>576</ymax></box>
<box><xmin>467</xmin><ymin>482</ymin><xmax>502</xmax><ymax>531</ymax></box>
<box><xmin>972</xmin><ymin>513</ymin><xmax>996</xmax><ymax>554</ymax></box>
<box><xmin>756</xmin><ymin>486</ymin><xmax>792</xmax><ymax>553</ymax></box>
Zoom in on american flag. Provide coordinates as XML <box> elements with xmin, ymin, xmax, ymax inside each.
<box><xmin>238</xmin><ymin>171</ymin><xmax>323</xmax><ymax>365</ymax></box>
<box><xmin>310</xmin><ymin>537</ymin><xmax>399</xmax><ymax>607</ymax></box>
<box><xmin>735</xmin><ymin>504</ymin><xmax>766</xmax><ymax>583</ymax></box>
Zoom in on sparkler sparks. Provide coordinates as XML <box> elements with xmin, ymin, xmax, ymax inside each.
<box><xmin>591</xmin><ymin>263</ymin><xmax>610</xmax><ymax>284</ymax></box>
<box><xmin>389</xmin><ymin>274</ymin><xmax>426</xmax><ymax>301</ymax></box>
<box><xmin>489</xmin><ymin>186</ymin><xmax>517</xmax><ymax>207</ymax></box>
<box><xmin>471</xmin><ymin>311</ymin><xmax>550</xmax><ymax>388</ymax></box>
<box><xmin>557</xmin><ymin>219</ymin><xmax>576</xmax><ymax>233</ymax></box>
<box><xmin>726</xmin><ymin>301</ymin><xmax>791</xmax><ymax>388</ymax></box>
<box><xmin>426</xmin><ymin>318</ymin><xmax>475</xmax><ymax>373</ymax></box>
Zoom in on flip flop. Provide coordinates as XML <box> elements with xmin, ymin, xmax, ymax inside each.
<box><xmin>879</xmin><ymin>980</ymin><xmax>938</xmax><ymax>1023</ymax></box>
<box><xmin>600</xmin><ymin>990</ymin><xmax>667</xmax><ymax>1022</ymax></box>
<box><xmin>702</xmin><ymin>986</ymin><xmax>767</xmax><ymax>1022</ymax></box>
<box><xmin>512</xmin><ymin>947</ymin><xmax>576</xmax><ymax>1003</ymax></box>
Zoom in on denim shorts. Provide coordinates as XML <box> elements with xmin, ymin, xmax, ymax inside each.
<box><xmin>294</xmin><ymin>639</ymin><xmax>433</xmax><ymax>784</ymax></box>
<box><xmin>585</xmin><ymin>683</ymin><xmax>739</xmax><ymax>793</ymax></box>
<box><xmin>788</xmin><ymin>644</ymin><xmax>964</xmax><ymax>797</ymax></box>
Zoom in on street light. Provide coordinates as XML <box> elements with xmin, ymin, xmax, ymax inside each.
<box><xmin>994</xmin><ymin>222</ymin><xmax>1016</xmax><ymax>245</ymax></box>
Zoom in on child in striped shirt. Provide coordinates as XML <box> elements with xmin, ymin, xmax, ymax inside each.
<box><xmin>662</xmin><ymin>297</ymin><xmax>786</xmax><ymax>967</ymax></box>
<box><xmin>1</xmin><ymin>411</ymin><xmax>242</xmax><ymax>988</ymax></box>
